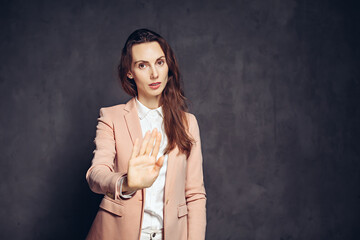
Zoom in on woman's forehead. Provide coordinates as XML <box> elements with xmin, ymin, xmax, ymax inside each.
<box><xmin>131</xmin><ymin>42</ymin><xmax>165</xmax><ymax>62</ymax></box>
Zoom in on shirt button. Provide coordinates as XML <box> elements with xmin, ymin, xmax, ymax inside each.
<box><xmin>166</xmin><ymin>199</ymin><xmax>169</xmax><ymax>205</ymax></box>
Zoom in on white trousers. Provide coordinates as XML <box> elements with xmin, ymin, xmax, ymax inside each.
<box><xmin>140</xmin><ymin>228</ymin><xmax>163</xmax><ymax>240</ymax></box>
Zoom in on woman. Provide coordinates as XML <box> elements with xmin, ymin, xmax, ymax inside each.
<box><xmin>86</xmin><ymin>29</ymin><xmax>206</xmax><ymax>240</ymax></box>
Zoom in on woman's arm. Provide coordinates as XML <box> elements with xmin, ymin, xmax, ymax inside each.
<box><xmin>186</xmin><ymin>114</ymin><xmax>207</xmax><ymax>240</ymax></box>
<box><xmin>85</xmin><ymin>108</ymin><xmax>124</xmax><ymax>199</ymax></box>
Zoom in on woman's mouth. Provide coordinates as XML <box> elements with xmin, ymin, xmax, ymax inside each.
<box><xmin>149</xmin><ymin>82</ymin><xmax>161</xmax><ymax>90</ymax></box>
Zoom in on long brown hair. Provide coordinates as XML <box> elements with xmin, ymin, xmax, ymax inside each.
<box><xmin>118</xmin><ymin>28</ymin><xmax>193</xmax><ymax>158</ymax></box>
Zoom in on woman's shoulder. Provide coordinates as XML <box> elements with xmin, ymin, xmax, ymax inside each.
<box><xmin>100</xmin><ymin>103</ymin><xmax>126</xmax><ymax>112</ymax></box>
<box><xmin>185</xmin><ymin>112</ymin><xmax>199</xmax><ymax>129</ymax></box>
<box><xmin>185</xmin><ymin>112</ymin><xmax>196</xmax><ymax>120</ymax></box>
<box><xmin>98</xmin><ymin>98</ymin><xmax>135</xmax><ymax>118</ymax></box>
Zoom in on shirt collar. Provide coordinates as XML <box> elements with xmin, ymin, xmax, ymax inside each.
<box><xmin>135</xmin><ymin>97</ymin><xmax>163</xmax><ymax>120</ymax></box>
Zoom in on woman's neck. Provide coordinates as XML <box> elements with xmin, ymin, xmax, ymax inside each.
<box><xmin>137</xmin><ymin>95</ymin><xmax>161</xmax><ymax>109</ymax></box>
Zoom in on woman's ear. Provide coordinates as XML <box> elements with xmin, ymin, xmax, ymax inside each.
<box><xmin>127</xmin><ymin>72</ymin><xmax>133</xmax><ymax>79</ymax></box>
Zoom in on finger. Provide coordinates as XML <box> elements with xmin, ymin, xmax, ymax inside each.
<box><xmin>145</xmin><ymin>129</ymin><xmax>158</xmax><ymax>156</ymax></box>
<box><xmin>139</xmin><ymin>130</ymin><xmax>151</xmax><ymax>155</ymax></box>
<box><xmin>131</xmin><ymin>138</ymin><xmax>140</xmax><ymax>159</ymax></box>
<box><xmin>151</xmin><ymin>132</ymin><xmax>162</xmax><ymax>158</ymax></box>
<box><xmin>154</xmin><ymin>156</ymin><xmax>164</xmax><ymax>171</ymax></box>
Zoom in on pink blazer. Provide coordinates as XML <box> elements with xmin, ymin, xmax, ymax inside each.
<box><xmin>86</xmin><ymin>98</ymin><xmax>206</xmax><ymax>240</ymax></box>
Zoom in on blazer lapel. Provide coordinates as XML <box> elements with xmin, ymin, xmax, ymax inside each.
<box><xmin>124</xmin><ymin>98</ymin><xmax>143</xmax><ymax>144</ymax></box>
<box><xmin>123</xmin><ymin>98</ymin><xmax>147</xmax><ymax>211</ymax></box>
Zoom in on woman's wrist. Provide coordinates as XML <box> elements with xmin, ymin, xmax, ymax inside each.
<box><xmin>117</xmin><ymin>175</ymin><xmax>137</xmax><ymax>199</ymax></box>
<box><xmin>122</xmin><ymin>176</ymin><xmax>138</xmax><ymax>193</ymax></box>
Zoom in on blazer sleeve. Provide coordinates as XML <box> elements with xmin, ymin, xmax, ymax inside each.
<box><xmin>186</xmin><ymin>114</ymin><xmax>207</xmax><ymax>240</ymax></box>
<box><xmin>85</xmin><ymin>107</ymin><xmax>124</xmax><ymax>200</ymax></box>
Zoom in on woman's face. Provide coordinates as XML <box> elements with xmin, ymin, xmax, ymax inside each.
<box><xmin>128</xmin><ymin>41</ymin><xmax>169</xmax><ymax>108</ymax></box>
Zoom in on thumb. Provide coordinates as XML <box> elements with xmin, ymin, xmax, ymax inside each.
<box><xmin>154</xmin><ymin>156</ymin><xmax>164</xmax><ymax>171</ymax></box>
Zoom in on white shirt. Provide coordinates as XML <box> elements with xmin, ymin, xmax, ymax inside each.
<box><xmin>134</xmin><ymin>97</ymin><xmax>168</xmax><ymax>230</ymax></box>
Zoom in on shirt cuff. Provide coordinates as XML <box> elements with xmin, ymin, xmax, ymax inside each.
<box><xmin>117</xmin><ymin>174</ymin><xmax>137</xmax><ymax>199</ymax></box>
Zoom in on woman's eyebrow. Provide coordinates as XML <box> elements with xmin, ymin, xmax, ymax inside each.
<box><xmin>134</xmin><ymin>56</ymin><xmax>165</xmax><ymax>65</ymax></box>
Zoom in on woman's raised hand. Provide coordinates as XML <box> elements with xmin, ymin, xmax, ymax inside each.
<box><xmin>124</xmin><ymin>128</ymin><xmax>165</xmax><ymax>192</ymax></box>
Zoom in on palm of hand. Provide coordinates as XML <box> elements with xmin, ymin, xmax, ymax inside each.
<box><xmin>127</xmin><ymin>129</ymin><xmax>164</xmax><ymax>190</ymax></box>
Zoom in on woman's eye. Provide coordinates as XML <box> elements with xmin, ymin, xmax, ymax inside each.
<box><xmin>157</xmin><ymin>60</ymin><xmax>165</xmax><ymax>66</ymax></box>
<box><xmin>138</xmin><ymin>63</ymin><xmax>146</xmax><ymax>69</ymax></box>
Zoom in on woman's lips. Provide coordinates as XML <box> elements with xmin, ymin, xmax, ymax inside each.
<box><xmin>149</xmin><ymin>82</ymin><xmax>161</xmax><ymax>90</ymax></box>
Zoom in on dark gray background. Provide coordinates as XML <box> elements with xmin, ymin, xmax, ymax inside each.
<box><xmin>1</xmin><ymin>0</ymin><xmax>359</xmax><ymax>239</ymax></box>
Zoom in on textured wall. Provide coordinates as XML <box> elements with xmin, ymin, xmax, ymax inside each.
<box><xmin>1</xmin><ymin>0</ymin><xmax>359</xmax><ymax>239</ymax></box>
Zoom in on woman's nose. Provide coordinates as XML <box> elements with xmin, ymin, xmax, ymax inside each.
<box><xmin>150</xmin><ymin>66</ymin><xmax>159</xmax><ymax>79</ymax></box>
